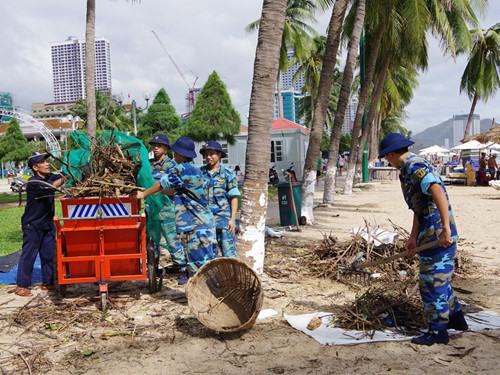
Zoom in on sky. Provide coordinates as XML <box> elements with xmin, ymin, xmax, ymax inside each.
<box><xmin>1</xmin><ymin>0</ymin><xmax>499</xmax><ymax>135</ymax></box>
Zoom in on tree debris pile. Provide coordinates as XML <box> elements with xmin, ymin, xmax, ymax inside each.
<box><xmin>64</xmin><ymin>133</ymin><xmax>142</xmax><ymax>197</ymax></box>
<box><xmin>306</xmin><ymin>233</ymin><xmax>419</xmax><ymax>284</ymax></box>
<box><xmin>330</xmin><ymin>282</ymin><xmax>426</xmax><ymax>334</ymax></box>
<box><xmin>304</xmin><ymin>224</ymin><xmax>472</xmax><ymax>285</ymax></box>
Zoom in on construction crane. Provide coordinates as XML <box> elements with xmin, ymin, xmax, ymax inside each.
<box><xmin>151</xmin><ymin>30</ymin><xmax>199</xmax><ymax>115</ymax></box>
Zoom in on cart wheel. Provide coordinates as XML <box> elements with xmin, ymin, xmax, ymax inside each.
<box><xmin>100</xmin><ymin>292</ymin><xmax>107</xmax><ymax>312</ymax></box>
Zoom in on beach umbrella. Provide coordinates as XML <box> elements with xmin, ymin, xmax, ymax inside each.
<box><xmin>418</xmin><ymin>145</ymin><xmax>450</xmax><ymax>155</ymax></box>
<box><xmin>451</xmin><ymin>140</ymin><xmax>488</xmax><ymax>150</ymax></box>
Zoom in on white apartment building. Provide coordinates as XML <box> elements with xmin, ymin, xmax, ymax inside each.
<box><xmin>341</xmin><ymin>95</ymin><xmax>359</xmax><ymax>134</ymax></box>
<box><xmin>280</xmin><ymin>49</ymin><xmax>305</xmax><ymax>92</ymax></box>
<box><xmin>51</xmin><ymin>36</ymin><xmax>112</xmax><ymax>102</ymax></box>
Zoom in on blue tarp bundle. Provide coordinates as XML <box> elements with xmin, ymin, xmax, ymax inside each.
<box><xmin>0</xmin><ymin>251</ymin><xmax>42</xmax><ymax>285</ymax></box>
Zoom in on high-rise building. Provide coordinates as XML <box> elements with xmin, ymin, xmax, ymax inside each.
<box><xmin>273</xmin><ymin>90</ymin><xmax>303</xmax><ymax>124</ymax></box>
<box><xmin>51</xmin><ymin>36</ymin><xmax>112</xmax><ymax>103</ymax></box>
<box><xmin>0</xmin><ymin>92</ymin><xmax>13</xmax><ymax>121</ymax></box>
<box><xmin>341</xmin><ymin>95</ymin><xmax>359</xmax><ymax>134</ymax></box>
<box><xmin>280</xmin><ymin>49</ymin><xmax>305</xmax><ymax>92</ymax></box>
<box><xmin>452</xmin><ymin>114</ymin><xmax>480</xmax><ymax>146</ymax></box>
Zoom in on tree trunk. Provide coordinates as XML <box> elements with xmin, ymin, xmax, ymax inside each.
<box><xmin>463</xmin><ymin>93</ymin><xmax>478</xmax><ymax>140</ymax></box>
<box><xmin>323</xmin><ymin>0</ymin><xmax>365</xmax><ymax>205</ymax></box>
<box><xmin>358</xmin><ymin>56</ymin><xmax>390</xmax><ymax>163</ymax></box>
<box><xmin>368</xmin><ymin>112</ymin><xmax>380</xmax><ymax>160</ymax></box>
<box><xmin>301</xmin><ymin>0</ymin><xmax>348</xmax><ymax>222</ymax></box>
<box><xmin>85</xmin><ymin>0</ymin><xmax>97</xmax><ymax>137</ymax></box>
<box><xmin>237</xmin><ymin>0</ymin><xmax>287</xmax><ymax>273</ymax></box>
<box><xmin>344</xmin><ymin>24</ymin><xmax>384</xmax><ymax>195</ymax></box>
<box><xmin>276</xmin><ymin>70</ymin><xmax>283</xmax><ymax>118</ymax></box>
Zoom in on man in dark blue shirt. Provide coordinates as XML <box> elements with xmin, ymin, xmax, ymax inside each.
<box><xmin>15</xmin><ymin>152</ymin><xmax>66</xmax><ymax>297</ymax></box>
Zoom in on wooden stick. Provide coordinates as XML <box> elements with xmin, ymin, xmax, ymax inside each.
<box><xmin>353</xmin><ymin>240</ymin><xmax>440</xmax><ymax>270</ymax></box>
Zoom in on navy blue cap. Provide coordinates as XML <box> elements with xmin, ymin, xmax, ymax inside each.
<box><xmin>148</xmin><ymin>134</ymin><xmax>170</xmax><ymax>147</ymax></box>
<box><xmin>200</xmin><ymin>140</ymin><xmax>227</xmax><ymax>158</ymax></box>
<box><xmin>378</xmin><ymin>133</ymin><xmax>414</xmax><ymax>158</ymax></box>
<box><xmin>171</xmin><ymin>136</ymin><xmax>197</xmax><ymax>159</ymax></box>
<box><xmin>28</xmin><ymin>152</ymin><xmax>50</xmax><ymax>168</ymax></box>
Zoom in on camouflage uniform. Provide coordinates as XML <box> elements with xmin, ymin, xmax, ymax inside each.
<box><xmin>160</xmin><ymin>162</ymin><xmax>216</xmax><ymax>273</ymax></box>
<box><xmin>149</xmin><ymin>156</ymin><xmax>187</xmax><ymax>270</ymax></box>
<box><xmin>400</xmin><ymin>153</ymin><xmax>461</xmax><ymax>332</ymax></box>
<box><xmin>201</xmin><ymin>164</ymin><xmax>240</xmax><ymax>257</ymax></box>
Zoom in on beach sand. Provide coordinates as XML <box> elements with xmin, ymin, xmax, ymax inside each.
<box><xmin>0</xmin><ymin>179</ymin><xmax>498</xmax><ymax>374</ymax></box>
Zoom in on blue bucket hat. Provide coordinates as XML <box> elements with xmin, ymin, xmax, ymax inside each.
<box><xmin>28</xmin><ymin>152</ymin><xmax>50</xmax><ymax>169</ymax></box>
<box><xmin>200</xmin><ymin>140</ymin><xmax>227</xmax><ymax>158</ymax></box>
<box><xmin>171</xmin><ymin>136</ymin><xmax>197</xmax><ymax>159</ymax></box>
<box><xmin>378</xmin><ymin>133</ymin><xmax>414</xmax><ymax>158</ymax></box>
<box><xmin>148</xmin><ymin>134</ymin><xmax>170</xmax><ymax>147</ymax></box>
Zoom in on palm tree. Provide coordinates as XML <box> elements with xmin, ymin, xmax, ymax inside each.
<box><xmin>341</xmin><ymin>0</ymin><xmax>483</xmax><ymax>194</ymax></box>
<box><xmin>298</xmin><ymin>66</ymin><xmax>342</xmax><ymax>128</ymax></box>
<box><xmin>322</xmin><ymin>0</ymin><xmax>365</xmax><ymax>205</ymax></box>
<box><xmin>299</xmin><ymin>0</ymin><xmax>349</xmax><ymax>223</ymax></box>
<box><xmin>238</xmin><ymin>0</ymin><xmax>288</xmax><ymax>273</ymax></box>
<box><xmin>294</xmin><ymin>35</ymin><xmax>327</xmax><ymax>124</ymax></box>
<box><xmin>85</xmin><ymin>0</ymin><xmax>142</xmax><ymax>137</ymax></box>
<box><xmin>85</xmin><ymin>0</ymin><xmax>97</xmax><ymax>137</ymax></box>
<box><xmin>69</xmin><ymin>91</ymin><xmax>134</xmax><ymax>132</ymax></box>
<box><xmin>246</xmin><ymin>0</ymin><xmax>318</xmax><ymax>118</ymax></box>
<box><xmin>461</xmin><ymin>23</ymin><xmax>500</xmax><ymax>139</ymax></box>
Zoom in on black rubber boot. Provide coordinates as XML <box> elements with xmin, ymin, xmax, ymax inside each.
<box><xmin>411</xmin><ymin>330</ymin><xmax>449</xmax><ymax>346</ymax></box>
<box><xmin>447</xmin><ymin>310</ymin><xmax>469</xmax><ymax>331</ymax></box>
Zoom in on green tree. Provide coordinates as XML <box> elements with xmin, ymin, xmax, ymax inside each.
<box><xmin>184</xmin><ymin>71</ymin><xmax>241</xmax><ymax>143</ymax></box>
<box><xmin>138</xmin><ymin>88</ymin><xmax>180</xmax><ymax>140</ymax></box>
<box><xmin>461</xmin><ymin>23</ymin><xmax>500</xmax><ymax>139</ymax></box>
<box><xmin>0</xmin><ymin>118</ymin><xmax>32</xmax><ymax>166</ymax></box>
<box><xmin>70</xmin><ymin>91</ymin><xmax>133</xmax><ymax>132</ymax></box>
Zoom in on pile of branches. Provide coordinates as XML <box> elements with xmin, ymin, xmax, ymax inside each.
<box><xmin>65</xmin><ymin>137</ymin><xmax>141</xmax><ymax>197</ymax></box>
<box><xmin>305</xmin><ymin>221</ymin><xmax>471</xmax><ymax>285</ymax></box>
<box><xmin>307</xmin><ymin>232</ymin><xmax>418</xmax><ymax>284</ymax></box>
<box><xmin>331</xmin><ymin>282</ymin><xmax>426</xmax><ymax>334</ymax></box>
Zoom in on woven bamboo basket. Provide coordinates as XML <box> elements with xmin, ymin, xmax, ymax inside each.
<box><xmin>186</xmin><ymin>258</ymin><xmax>263</xmax><ymax>333</ymax></box>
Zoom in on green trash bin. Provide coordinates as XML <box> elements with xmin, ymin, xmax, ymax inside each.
<box><xmin>277</xmin><ymin>182</ymin><xmax>302</xmax><ymax>226</ymax></box>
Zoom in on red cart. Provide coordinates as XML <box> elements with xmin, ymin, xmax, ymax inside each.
<box><xmin>54</xmin><ymin>196</ymin><xmax>160</xmax><ymax>310</ymax></box>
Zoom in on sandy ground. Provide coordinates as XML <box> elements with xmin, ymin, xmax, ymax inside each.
<box><xmin>0</xmin><ymin>179</ymin><xmax>499</xmax><ymax>374</ymax></box>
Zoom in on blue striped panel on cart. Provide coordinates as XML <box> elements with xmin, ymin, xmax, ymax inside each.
<box><xmin>67</xmin><ymin>202</ymin><xmax>132</xmax><ymax>218</ymax></box>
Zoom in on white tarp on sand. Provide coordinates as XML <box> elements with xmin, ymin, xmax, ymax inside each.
<box><xmin>285</xmin><ymin>311</ymin><xmax>500</xmax><ymax>346</ymax></box>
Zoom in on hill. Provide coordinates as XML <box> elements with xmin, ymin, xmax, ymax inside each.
<box><xmin>411</xmin><ymin>118</ymin><xmax>495</xmax><ymax>150</ymax></box>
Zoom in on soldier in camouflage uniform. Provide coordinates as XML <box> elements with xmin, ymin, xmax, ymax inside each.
<box><xmin>379</xmin><ymin>133</ymin><xmax>468</xmax><ymax>346</ymax></box>
<box><xmin>200</xmin><ymin>141</ymin><xmax>240</xmax><ymax>258</ymax></box>
<box><xmin>138</xmin><ymin>136</ymin><xmax>216</xmax><ymax>284</ymax></box>
<box><xmin>148</xmin><ymin>134</ymin><xmax>187</xmax><ymax>273</ymax></box>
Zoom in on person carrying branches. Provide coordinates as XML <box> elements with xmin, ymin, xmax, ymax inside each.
<box><xmin>15</xmin><ymin>152</ymin><xmax>67</xmax><ymax>297</ymax></box>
